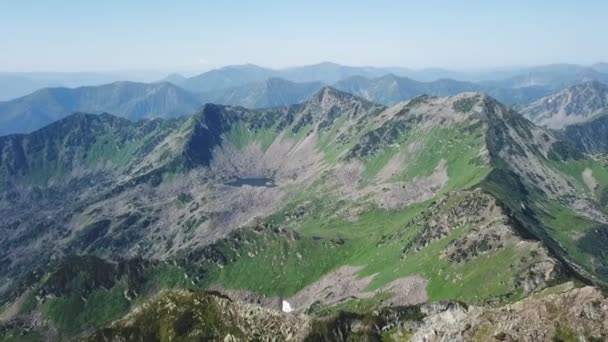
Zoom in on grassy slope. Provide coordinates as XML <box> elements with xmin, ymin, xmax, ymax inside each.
<box><xmin>482</xmin><ymin>149</ymin><xmax>608</xmax><ymax>287</ymax></box>
<box><xmin>538</xmin><ymin>155</ymin><xmax>608</xmax><ymax>281</ymax></box>
<box><xmin>202</xmin><ymin>118</ymin><xmax>541</xmax><ymax>306</ymax></box>
<box><xmin>210</xmin><ymin>190</ymin><xmax>535</xmax><ymax>303</ymax></box>
<box><xmin>14</xmin><ymin>120</ymin><xmax>178</xmax><ymax>186</ymax></box>
<box><xmin>224</xmin><ymin>122</ymin><xmax>278</xmax><ymax>152</ymax></box>
<box><xmin>0</xmin><ymin>332</ymin><xmax>43</xmax><ymax>342</ymax></box>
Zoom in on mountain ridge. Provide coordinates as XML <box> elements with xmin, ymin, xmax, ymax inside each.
<box><xmin>522</xmin><ymin>80</ymin><xmax>608</xmax><ymax>128</ymax></box>
<box><xmin>4</xmin><ymin>71</ymin><xmax>608</xmax><ymax>137</ymax></box>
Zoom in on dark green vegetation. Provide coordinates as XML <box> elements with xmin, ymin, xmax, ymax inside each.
<box><xmin>1</xmin><ymin>256</ymin><xmax>193</xmax><ymax>340</ymax></box>
<box><xmin>0</xmin><ymin>112</ymin><xmax>183</xmax><ymax>187</ymax></box>
<box><xmin>2</xmin><ymin>86</ymin><xmax>608</xmax><ymax>340</ymax></box>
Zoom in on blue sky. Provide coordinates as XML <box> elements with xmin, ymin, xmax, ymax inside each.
<box><xmin>1</xmin><ymin>0</ymin><xmax>606</xmax><ymax>71</ymax></box>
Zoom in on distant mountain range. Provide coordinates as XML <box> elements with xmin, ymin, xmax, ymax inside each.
<box><xmin>0</xmin><ymin>70</ymin><xmax>169</xmax><ymax>101</ymax></box>
<box><xmin>481</xmin><ymin>64</ymin><xmax>608</xmax><ymax>90</ymax></box>
<box><xmin>168</xmin><ymin>62</ymin><xmax>398</xmax><ymax>93</ymax></box>
<box><xmin>332</xmin><ymin>74</ymin><xmax>552</xmax><ymax>105</ymax></box>
<box><xmin>2</xmin><ymin>62</ymin><xmax>608</xmax><ymax>135</ymax></box>
<box><xmin>2</xmin><ymin>62</ymin><xmax>607</xmax><ymax>102</ymax></box>
<box><xmin>169</xmin><ymin>62</ymin><xmax>608</xmax><ymax>93</ymax></box>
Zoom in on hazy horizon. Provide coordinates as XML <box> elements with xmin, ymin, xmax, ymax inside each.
<box><xmin>1</xmin><ymin>61</ymin><xmax>607</xmax><ymax>76</ymax></box>
<box><xmin>2</xmin><ymin>0</ymin><xmax>607</xmax><ymax>72</ymax></box>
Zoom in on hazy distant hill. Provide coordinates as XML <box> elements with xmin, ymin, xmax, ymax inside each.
<box><xmin>482</xmin><ymin>64</ymin><xmax>608</xmax><ymax>90</ymax></box>
<box><xmin>173</xmin><ymin>62</ymin><xmax>390</xmax><ymax>93</ymax></box>
<box><xmin>171</xmin><ymin>62</ymin><xmax>608</xmax><ymax>94</ymax></box>
<box><xmin>279</xmin><ymin>62</ymin><xmax>391</xmax><ymax>83</ymax></box>
<box><xmin>3</xmin><ymin>62</ymin><xmax>607</xmax><ymax>136</ymax></box>
<box><xmin>177</xmin><ymin>64</ymin><xmax>277</xmax><ymax>93</ymax></box>
<box><xmin>0</xmin><ymin>73</ymin><xmax>51</xmax><ymax>102</ymax></box>
<box><xmin>333</xmin><ymin>74</ymin><xmax>551</xmax><ymax>105</ymax></box>
<box><xmin>3</xmin><ymin>62</ymin><xmax>608</xmax><ymax>103</ymax></box>
<box><xmin>0</xmin><ymin>71</ymin><xmax>168</xmax><ymax>101</ymax></box>
<box><xmin>200</xmin><ymin>77</ymin><xmax>324</xmax><ymax>108</ymax></box>
<box><xmin>0</xmin><ymin>73</ymin><xmax>554</xmax><ymax>136</ymax></box>
<box><xmin>592</xmin><ymin>62</ymin><xmax>608</xmax><ymax>74</ymax></box>
<box><xmin>0</xmin><ymin>81</ymin><xmax>201</xmax><ymax>134</ymax></box>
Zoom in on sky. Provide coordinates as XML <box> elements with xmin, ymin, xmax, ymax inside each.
<box><xmin>0</xmin><ymin>0</ymin><xmax>607</xmax><ymax>72</ymax></box>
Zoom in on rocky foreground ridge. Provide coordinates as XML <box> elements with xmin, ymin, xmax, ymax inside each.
<box><xmin>79</xmin><ymin>282</ymin><xmax>608</xmax><ymax>341</ymax></box>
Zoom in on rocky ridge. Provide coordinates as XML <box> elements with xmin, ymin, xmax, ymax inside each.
<box><xmin>522</xmin><ymin>81</ymin><xmax>608</xmax><ymax>129</ymax></box>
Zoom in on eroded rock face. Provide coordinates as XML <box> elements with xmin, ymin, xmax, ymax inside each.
<box><xmin>563</xmin><ymin>117</ymin><xmax>608</xmax><ymax>154</ymax></box>
<box><xmin>393</xmin><ymin>190</ymin><xmax>563</xmax><ymax>294</ymax></box>
<box><xmin>408</xmin><ymin>191</ymin><xmax>497</xmax><ymax>251</ymax></box>
<box><xmin>286</xmin><ymin>266</ymin><xmax>428</xmax><ymax>313</ymax></box>
<box><xmin>86</xmin><ymin>290</ymin><xmax>312</xmax><ymax>342</ymax></box>
<box><xmin>522</xmin><ymin>81</ymin><xmax>608</xmax><ymax>129</ymax></box>
<box><xmin>411</xmin><ymin>283</ymin><xmax>608</xmax><ymax>342</ymax></box>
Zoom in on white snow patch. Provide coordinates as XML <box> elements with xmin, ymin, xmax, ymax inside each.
<box><xmin>282</xmin><ymin>300</ymin><xmax>293</xmax><ymax>313</ymax></box>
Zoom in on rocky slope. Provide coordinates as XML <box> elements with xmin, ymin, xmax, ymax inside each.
<box><xmin>97</xmin><ymin>282</ymin><xmax>608</xmax><ymax>342</ymax></box>
<box><xmin>6</xmin><ymin>281</ymin><xmax>604</xmax><ymax>341</ymax></box>
<box><xmin>522</xmin><ymin>81</ymin><xmax>608</xmax><ymax>129</ymax></box>
<box><xmin>561</xmin><ymin>115</ymin><xmax>608</xmax><ymax>154</ymax></box>
<box><xmin>1</xmin><ymin>88</ymin><xmax>608</xmax><ymax>339</ymax></box>
<box><xmin>409</xmin><ymin>282</ymin><xmax>608</xmax><ymax>341</ymax></box>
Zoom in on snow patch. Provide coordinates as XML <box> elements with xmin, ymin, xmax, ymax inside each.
<box><xmin>282</xmin><ymin>300</ymin><xmax>293</xmax><ymax>313</ymax></box>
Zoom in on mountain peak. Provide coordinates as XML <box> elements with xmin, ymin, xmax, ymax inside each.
<box><xmin>303</xmin><ymin>87</ymin><xmax>381</xmax><ymax>114</ymax></box>
<box><xmin>309</xmin><ymin>61</ymin><xmax>342</xmax><ymax>68</ymax></box>
<box><xmin>45</xmin><ymin>111</ymin><xmax>130</xmax><ymax>129</ymax></box>
<box><xmin>401</xmin><ymin>92</ymin><xmax>511</xmax><ymax>124</ymax></box>
<box><xmin>220</xmin><ymin>63</ymin><xmax>266</xmax><ymax>71</ymax></box>
<box><xmin>310</xmin><ymin>86</ymin><xmax>364</xmax><ymax>104</ymax></box>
